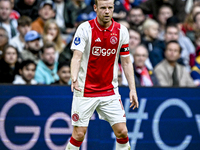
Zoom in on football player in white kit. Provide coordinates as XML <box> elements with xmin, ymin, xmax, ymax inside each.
<box><xmin>65</xmin><ymin>0</ymin><xmax>139</xmax><ymax>149</ymax></box>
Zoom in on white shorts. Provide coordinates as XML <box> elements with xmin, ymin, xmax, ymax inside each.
<box><xmin>71</xmin><ymin>94</ymin><xmax>126</xmax><ymax>127</ymax></box>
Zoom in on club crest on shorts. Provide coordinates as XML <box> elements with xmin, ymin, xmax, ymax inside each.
<box><xmin>72</xmin><ymin>113</ymin><xmax>79</xmax><ymax>122</ymax></box>
<box><xmin>110</xmin><ymin>36</ymin><xmax>118</xmax><ymax>45</ymax></box>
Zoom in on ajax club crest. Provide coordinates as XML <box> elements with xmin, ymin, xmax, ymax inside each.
<box><xmin>110</xmin><ymin>36</ymin><xmax>118</xmax><ymax>45</ymax></box>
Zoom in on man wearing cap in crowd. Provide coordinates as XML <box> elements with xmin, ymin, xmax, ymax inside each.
<box><xmin>20</xmin><ymin>30</ymin><xmax>42</xmax><ymax>64</ymax></box>
<box><xmin>31</xmin><ymin>0</ymin><xmax>56</xmax><ymax>34</ymax></box>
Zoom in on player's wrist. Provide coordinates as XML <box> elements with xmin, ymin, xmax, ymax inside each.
<box><xmin>71</xmin><ymin>77</ymin><xmax>77</xmax><ymax>83</ymax></box>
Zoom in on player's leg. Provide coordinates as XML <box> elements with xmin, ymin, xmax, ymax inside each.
<box><xmin>65</xmin><ymin>126</ymin><xmax>87</xmax><ymax>150</ymax></box>
<box><xmin>65</xmin><ymin>96</ymin><xmax>100</xmax><ymax>150</ymax></box>
<box><xmin>96</xmin><ymin>95</ymin><xmax>130</xmax><ymax>150</ymax></box>
<box><xmin>112</xmin><ymin>122</ymin><xmax>130</xmax><ymax>150</ymax></box>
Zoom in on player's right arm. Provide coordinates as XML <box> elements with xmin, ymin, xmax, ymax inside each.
<box><xmin>70</xmin><ymin>22</ymin><xmax>89</xmax><ymax>92</ymax></box>
<box><xmin>71</xmin><ymin>50</ymin><xmax>83</xmax><ymax>92</ymax></box>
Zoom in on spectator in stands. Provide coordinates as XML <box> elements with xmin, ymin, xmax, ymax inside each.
<box><xmin>112</xmin><ymin>0</ymin><xmax>127</xmax><ymax>21</ymax></box>
<box><xmin>139</xmin><ymin>0</ymin><xmax>186</xmax><ymax>22</ymax></box>
<box><xmin>54</xmin><ymin>0</ymin><xmax>67</xmax><ymax>34</ymax></box>
<box><xmin>60</xmin><ymin>0</ymin><xmax>94</xmax><ymax>35</ymax></box>
<box><xmin>31</xmin><ymin>0</ymin><xmax>56</xmax><ymax>34</ymax></box>
<box><xmin>127</xmin><ymin>6</ymin><xmax>146</xmax><ymax>32</ymax></box>
<box><xmin>0</xmin><ymin>27</ymin><xmax>9</xmax><ymax>58</ymax></box>
<box><xmin>154</xmin><ymin>41</ymin><xmax>195</xmax><ymax>87</ymax></box>
<box><xmin>52</xmin><ymin>61</ymin><xmax>71</xmax><ymax>85</ymax></box>
<box><xmin>10</xmin><ymin>16</ymin><xmax>32</xmax><ymax>53</ymax></box>
<box><xmin>14</xmin><ymin>0</ymin><xmax>40</xmax><ymax>21</ymax></box>
<box><xmin>13</xmin><ymin>59</ymin><xmax>37</xmax><ymax>84</ymax></box>
<box><xmin>43</xmin><ymin>19</ymin><xmax>65</xmax><ymax>61</ymax></box>
<box><xmin>165</xmin><ymin>24</ymin><xmax>179</xmax><ymax>41</ymax></box>
<box><xmin>0</xmin><ymin>0</ymin><xmax>18</xmax><ymax>39</ymax></box>
<box><xmin>0</xmin><ymin>45</ymin><xmax>20</xmax><ymax>83</ymax></box>
<box><xmin>190</xmin><ymin>31</ymin><xmax>200</xmax><ymax>86</ymax></box>
<box><xmin>34</xmin><ymin>42</ymin><xmax>59</xmax><ymax>84</ymax></box>
<box><xmin>191</xmin><ymin>55</ymin><xmax>200</xmax><ymax>86</ymax></box>
<box><xmin>184</xmin><ymin>12</ymin><xmax>200</xmax><ymax>44</ymax></box>
<box><xmin>122</xmin><ymin>44</ymin><xmax>154</xmax><ymax>86</ymax></box>
<box><xmin>9</xmin><ymin>0</ymin><xmax>20</xmax><ymax>20</ymax></box>
<box><xmin>182</xmin><ymin>2</ymin><xmax>200</xmax><ymax>41</ymax></box>
<box><xmin>165</xmin><ymin>19</ymin><xmax>195</xmax><ymax>71</ymax></box>
<box><xmin>195</xmin><ymin>30</ymin><xmax>200</xmax><ymax>52</ymax></box>
<box><xmin>20</xmin><ymin>30</ymin><xmax>42</xmax><ymax>64</ymax></box>
<box><xmin>118</xmin><ymin>19</ymin><xmax>130</xmax><ymax>29</ymax></box>
<box><xmin>121</xmin><ymin>28</ymin><xmax>142</xmax><ymax>86</ymax></box>
<box><xmin>133</xmin><ymin>44</ymin><xmax>160</xmax><ymax>86</ymax></box>
<box><xmin>194</xmin><ymin>12</ymin><xmax>200</xmax><ymax>31</ymax></box>
<box><xmin>58</xmin><ymin>31</ymin><xmax>75</xmax><ymax>64</ymax></box>
<box><xmin>58</xmin><ymin>42</ymin><xmax>73</xmax><ymax>64</ymax></box>
<box><xmin>129</xmin><ymin>28</ymin><xmax>141</xmax><ymax>57</ymax></box>
<box><xmin>142</xmin><ymin>18</ymin><xmax>165</xmax><ymax>67</ymax></box>
<box><xmin>157</xmin><ymin>3</ymin><xmax>173</xmax><ymax>40</ymax></box>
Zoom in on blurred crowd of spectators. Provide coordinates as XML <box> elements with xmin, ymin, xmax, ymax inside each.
<box><xmin>0</xmin><ymin>0</ymin><xmax>199</xmax><ymax>87</ymax></box>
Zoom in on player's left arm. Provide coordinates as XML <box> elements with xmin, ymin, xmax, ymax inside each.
<box><xmin>121</xmin><ymin>56</ymin><xmax>139</xmax><ymax>110</ymax></box>
<box><xmin>120</xmin><ymin>24</ymin><xmax>139</xmax><ymax>109</ymax></box>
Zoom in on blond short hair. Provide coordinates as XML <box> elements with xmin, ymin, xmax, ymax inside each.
<box><xmin>143</xmin><ymin>18</ymin><xmax>159</xmax><ymax>31</ymax></box>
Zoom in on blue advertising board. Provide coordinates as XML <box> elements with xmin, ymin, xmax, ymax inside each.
<box><xmin>0</xmin><ymin>85</ymin><xmax>199</xmax><ymax>150</ymax></box>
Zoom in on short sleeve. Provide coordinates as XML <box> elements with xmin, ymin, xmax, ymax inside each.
<box><xmin>120</xmin><ymin>25</ymin><xmax>130</xmax><ymax>57</ymax></box>
<box><xmin>71</xmin><ymin>22</ymin><xmax>89</xmax><ymax>52</ymax></box>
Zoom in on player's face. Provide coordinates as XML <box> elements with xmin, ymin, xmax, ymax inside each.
<box><xmin>57</xmin><ymin>66</ymin><xmax>71</xmax><ymax>84</ymax></box>
<box><xmin>20</xmin><ymin>64</ymin><xmax>36</xmax><ymax>83</ymax></box>
<box><xmin>94</xmin><ymin>0</ymin><xmax>114</xmax><ymax>26</ymax></box>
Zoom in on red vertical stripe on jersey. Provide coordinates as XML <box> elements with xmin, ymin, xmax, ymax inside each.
<box><xmin>83</xmin><ymin>19</ymin><xmax>121</xmax><ymax>97</ymax></box>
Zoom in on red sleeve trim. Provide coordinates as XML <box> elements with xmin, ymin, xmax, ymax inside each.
<box><xmin>120</xmin><ymin>51</ymin><xmax>129</xmax><ymax>55</ymax></box>
<box><xmin>121</xmin><ymin>44</ymin><xmax>129</xmax><ymax>48</ymax></box>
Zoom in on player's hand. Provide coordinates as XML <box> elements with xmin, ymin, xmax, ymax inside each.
<box><xmin>71</xmin><ymin>79</ymin><xmax>81</xmax><ymax>92</ymax></box>
<box><xmin>129</xmin><ymin>90</ymin><xmax>139</xmax><ymax>110</ymax></box>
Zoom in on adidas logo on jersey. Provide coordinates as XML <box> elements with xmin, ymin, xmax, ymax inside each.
<box><xmin>95</xmin><ymin>38</ymin><xmax>101</xmax><ymax>42</ymax></box>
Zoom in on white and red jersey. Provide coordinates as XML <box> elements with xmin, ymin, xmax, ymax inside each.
<box><xmin>71</xmin><ymin>18</ymin><xmax>130</xmax><ymax>97</ymax></box>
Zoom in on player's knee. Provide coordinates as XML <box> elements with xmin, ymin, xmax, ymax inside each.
<box><xmin>74</xmin><ymin>131</ymin><xmax>85</xmax><ymax>141</ymax></box>
<box><xmin>115</xmin><ymin>128</ymin><xmax>128</xmax><ymax>138</ymax></box>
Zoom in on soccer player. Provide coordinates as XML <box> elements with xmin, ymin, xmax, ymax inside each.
<box><xmin>65</xmin><ymin>0</ymin><xmax>139</xmax><ymax>149</ymax></box>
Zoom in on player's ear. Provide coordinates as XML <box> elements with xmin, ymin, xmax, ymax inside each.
<box><xmin>94</xmin><ymin>4</ymin><xmax>97</xmax><ymax>12</ymax></box>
